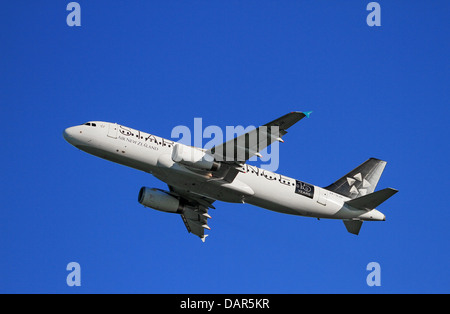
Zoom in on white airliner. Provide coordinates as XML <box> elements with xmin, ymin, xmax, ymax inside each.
<box><xmin>63</xmin><ymin>112</ymin><xmax>397</xmax><ymax>241</ymax></box>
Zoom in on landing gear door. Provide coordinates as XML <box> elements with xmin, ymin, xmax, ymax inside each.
<box><xmin>317</xmin><ymin>188</ymin><xmax>328</xmax><ymax>206</ymax></box>
<box><xmin>107</xmin><ymin>123</ymin><xmax>118</xmax><ymax>138</ymax></box>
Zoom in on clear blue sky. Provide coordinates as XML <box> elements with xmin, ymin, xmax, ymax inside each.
<box><xmin>1</xmin><ymin>1</ymin><xmax>449</xmax><ymax>293</ymax></box>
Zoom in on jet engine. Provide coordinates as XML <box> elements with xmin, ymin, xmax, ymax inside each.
<box><xmin>171</xmin><ymin>144</ymin><xmax>220</xmax><ymax>171</ymax></box>
<box><xmin>138</xmin><ymin>187</ymin><xmax>183</xmax><ymax>213</ymax></box>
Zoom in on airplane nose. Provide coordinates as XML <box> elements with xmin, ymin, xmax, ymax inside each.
<box><xmin>63</xmin><ymin>126</ymin><xmax>82</xmax><ymax>146</ymax></box>
<box><xmin>63</xmin><ymin>127</ymin><xmax>75</xmax><ymax>142</ymax></box>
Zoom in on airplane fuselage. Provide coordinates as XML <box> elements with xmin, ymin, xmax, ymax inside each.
<box><xmin>63</xmin><ymin>121</ymin><xmax>385</xmax><ymax>223</ymax></box>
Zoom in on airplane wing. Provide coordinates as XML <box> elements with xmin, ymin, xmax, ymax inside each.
<box><xmin>208</xmin><ymin>111</ymin><xmax>311</xmax><ymax>164</ymax></box>
<box><xmin>206</xmin><ymin>111</ymin><xmax>311</xmax><ymax>183</ymax></box>
<box><xmin>168</xmin><ymin>185</ymin><xmax>215</xmax><ymax>242</ymax></box>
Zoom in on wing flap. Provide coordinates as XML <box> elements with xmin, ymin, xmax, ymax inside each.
<box><xmin>181</xmin><ymin>208</ymin><xmax>209</xmax><ymax>235</ymax></box>
<box><xmin>169</xmin><ymin>185</ymin><xmax>214</xmax><ymax>242</ymax></box>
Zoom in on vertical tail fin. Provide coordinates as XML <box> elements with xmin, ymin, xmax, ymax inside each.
<box><xmin>325</xmin><ymin>158</ymin><xmax>387</xmax><ymax>199</ymax></box>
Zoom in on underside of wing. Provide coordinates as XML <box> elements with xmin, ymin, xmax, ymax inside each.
<box><xmin>168</xmin><ymin>185</ymin><xmax>215</xmax><ymax>242</ymax></box>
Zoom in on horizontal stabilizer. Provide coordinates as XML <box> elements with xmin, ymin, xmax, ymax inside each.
<box><xmin>343</xmin><ymin>220</ymin><xmax>363</xmax><ymax>235</ymax></box>
<box><xmin>346</xmin><ymin>188</ymin><xmax>398</xmax><ymax>211</ymax></box>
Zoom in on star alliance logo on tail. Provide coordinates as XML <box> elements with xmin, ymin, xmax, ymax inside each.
<box><xmin>346</xmin><ymin>173</ymin><xmax>371</xmax><ymax>196</ymax></box>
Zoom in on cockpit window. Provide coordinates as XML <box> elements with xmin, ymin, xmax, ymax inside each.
<box><xmin>92</xmin><ymin>123</ymin><xmax>96</xmax><ymax>127</ymax></box>
<box><xmin>83</xmin><ymin>122</ymin><xmax>96</xmax><ymax>127</ymax></box>
<box><xmin>84</xmin><ymin>123</ymin><xmax>91</xmax><ymax>126</ymax></box>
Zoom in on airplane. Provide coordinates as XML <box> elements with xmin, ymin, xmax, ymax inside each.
<box><xmin>63</xmin><ymin>112</ymin><xmax>397</xmax><ymax>242</ymax></box>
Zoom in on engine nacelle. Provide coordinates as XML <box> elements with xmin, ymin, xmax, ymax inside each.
<box><xmin>171</xmin><ymin>144</ymin><xmax>220</xmax><ymax>171</ymax></box>
<box><xmin>138</xmin><ymin>187</ymin><xmax>183</xmax><ymax>213</ymax></box>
